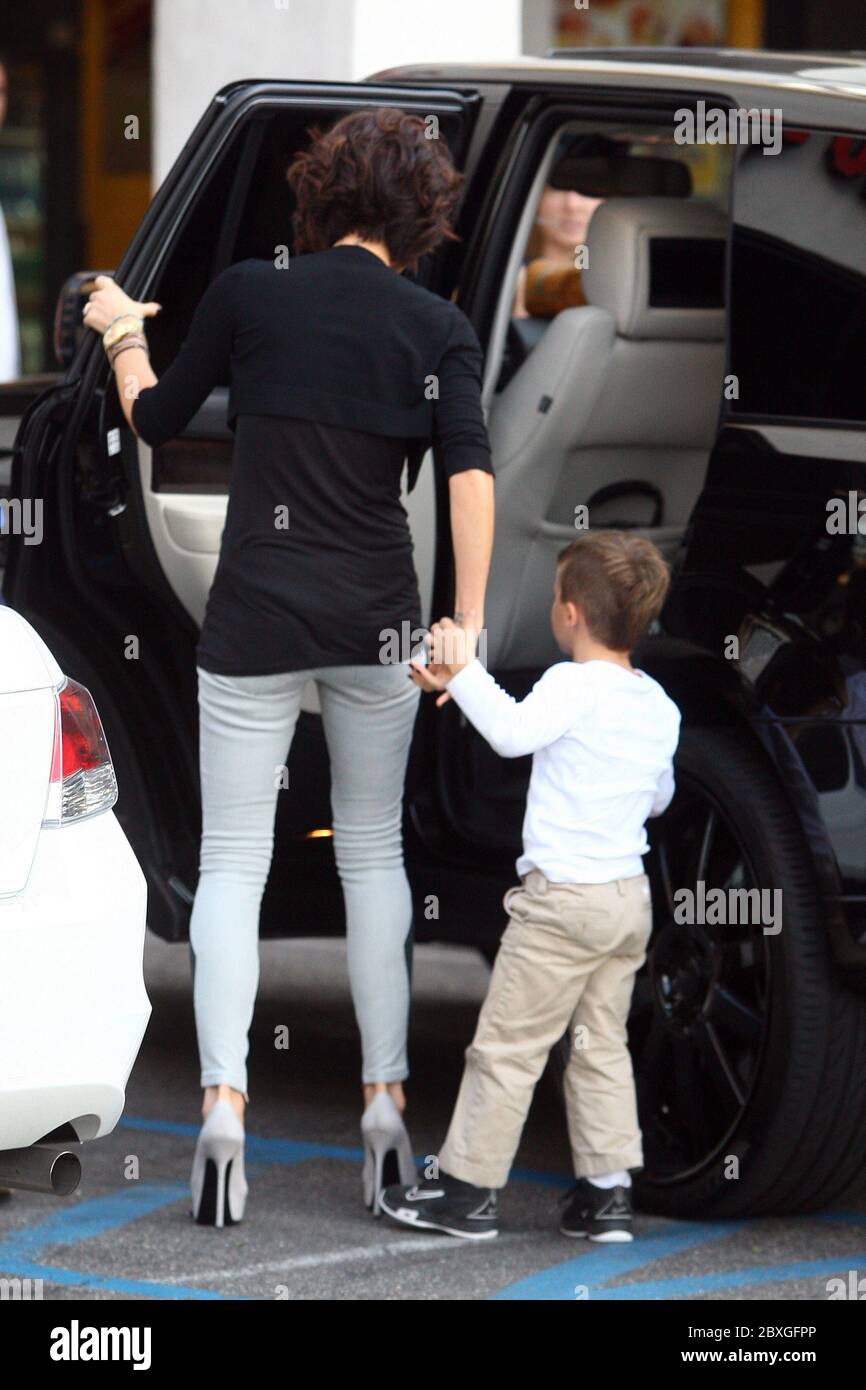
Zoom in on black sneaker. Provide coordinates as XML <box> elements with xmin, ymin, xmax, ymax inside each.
<box><xmin>559</xmin><ymin>1178</ymin><xmax>633</xmax><ymax>1242</ymax></box>
<box><xmin>380</xmin><ymin>1172</ymin><xmax>499</xmax><ymax>1240</ymax></box>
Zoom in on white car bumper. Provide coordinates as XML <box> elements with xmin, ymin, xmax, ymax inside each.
<box><xmin>0</xmin><ymin>809</ymin><xmax>151</xmax><ymax>1151</ymax></box>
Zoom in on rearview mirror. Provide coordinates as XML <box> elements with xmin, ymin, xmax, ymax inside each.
<box><xmin>53</xmin><ymin>270</ymin><xmax>114</xmax><ymax>369</ymax></box>
<box><xmin>549</xmin><ymin>155</ymin><xmax>692</xmax><ymax>198</ymax></box>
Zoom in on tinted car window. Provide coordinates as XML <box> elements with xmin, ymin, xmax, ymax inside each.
<box><xmin>145</xmin><ymin>104</ymin><xmax>465</xmax><ymax>374</ymax></box>
<box><xmin>730</xmin><ymin>131</ymin><xmax>866</xmax><ymax>423</ymax></box>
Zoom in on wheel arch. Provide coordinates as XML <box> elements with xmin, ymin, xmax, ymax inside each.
<box><xmin>637</xmin><ymin>636</ymin><xmax>844</xmax><ymax>912</ymax></box>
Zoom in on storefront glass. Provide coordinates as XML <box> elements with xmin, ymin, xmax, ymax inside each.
<box><xmin>551</xmin><ymin>0</ymin><xmax>727</xmax><ymax>49</ymax></box>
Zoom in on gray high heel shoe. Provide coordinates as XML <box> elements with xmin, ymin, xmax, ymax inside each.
<box><xmin>361</xmin><ymin>1091</ymin><xmax>417</xmax><ymax>1216</ymax></box>
<box><xmin>190</xmin><ymin>1099</ymin><xmax>248</xmax><ymax>1227</ymax></box>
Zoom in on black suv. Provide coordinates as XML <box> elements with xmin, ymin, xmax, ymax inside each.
<box><xmin>5</xmin><ymin>49</ymin><xmax>866</xmax><ymax>1219</ymax></box>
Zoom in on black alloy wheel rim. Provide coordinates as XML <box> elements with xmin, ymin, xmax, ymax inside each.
<box><xmin>631</xmin><ymin>774</ymin><xmax>772</xmax><ymax>1185</ymax></box>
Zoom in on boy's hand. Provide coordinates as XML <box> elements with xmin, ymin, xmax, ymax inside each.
<box><xmin>408</xmin><ymin>660</ymin><xmax>452</xmax><ymax>705</ymax></box>
<box><xmin>409</xmin><ymin>612</ymin><xmax>480</xmax><ymax>707</ymax></box>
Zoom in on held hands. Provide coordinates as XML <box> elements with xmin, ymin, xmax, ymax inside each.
<box><xmin>82</xmin><ymin>275</ymin><xmax>162</xmax><ymax>335</ymax></box>
<box><xmin>409</xmin><ymin>612</ymin><xmax>480</xmax><ymax>708</ymax></box>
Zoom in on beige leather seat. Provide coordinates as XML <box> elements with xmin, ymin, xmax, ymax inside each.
<box><xmin>485</xmin><ymin>197</ymin><xmax>727</xmax><ymax>670</ymax></box>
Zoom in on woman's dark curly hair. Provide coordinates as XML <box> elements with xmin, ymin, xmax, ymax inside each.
<box><xmin>286</xmin><ymin>108</ymin><xmax>464</xmax><ymax>272</ymax></box>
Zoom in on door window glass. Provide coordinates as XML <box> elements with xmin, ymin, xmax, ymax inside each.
<box><xmin>730</xmin><ymin>131</ymin><xmax>866</xmax><ymax>423</ymax></box>
<box><xmin>146</xmin><ymin>102</ymin><xmax>467</xmax><ymax>375</ymax></box>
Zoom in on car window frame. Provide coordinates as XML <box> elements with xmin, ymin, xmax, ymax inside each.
<box><xmin>725</xmin><ymin>117</ymin><xmax>866</xmax><ymax>435</ymax></box>
<box><xmin>461</xmin><ymin>90</ymin><xmax>737</xmax><ymax>409</ymax></box>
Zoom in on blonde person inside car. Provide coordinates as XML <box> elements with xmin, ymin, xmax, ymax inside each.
<box><xmin>83</xmin><ymin>108</ymin><xmax>494</xmax><ymax>1227</ymax></box>
<box><xmin>512</xmin><ymin>181</ymin><xmax>603</xmax><ymax>320</ymax></box>
<box><xmin>383</xmin><ymin>532</ymin><xmax>680</xmax><ymax>1243</ymax></box>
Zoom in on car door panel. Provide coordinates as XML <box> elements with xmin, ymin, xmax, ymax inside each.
<box><xmin>669</xmin><ymin>126</ymin><xmax>866</xmax><ymax>938</ymax></box>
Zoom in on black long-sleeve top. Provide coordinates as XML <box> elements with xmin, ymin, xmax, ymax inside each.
<box><xmin>131</xmin><ymin>245</ymin><xmax>493</xmax><ymax>674</ymax></box>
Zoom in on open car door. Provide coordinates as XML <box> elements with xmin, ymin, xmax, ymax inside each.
<box><xmin>5</xmin><ymin>79</ymin><xmax>481</xmax><ymax>940</ymax></box>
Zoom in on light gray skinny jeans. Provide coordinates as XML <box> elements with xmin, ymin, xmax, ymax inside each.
<box><xmin>189</xmin><ymin>662</ymin><xmax>421</xmax><ymax>1095</ymax></box>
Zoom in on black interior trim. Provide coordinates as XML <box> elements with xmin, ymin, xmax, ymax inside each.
<box><xmin>181</xmin><ymin>386</ymin><xmax>231</xmax><ymax>439</ymax></box>
<box><xmin>587</xmin><ymin>479</ymin><xmax>664</xmax><ymax>528</ymax></box>
<box><xmin>211</xmin><ymin>118</ymin><xmax>267</xmax><ymax>280</ymax></box>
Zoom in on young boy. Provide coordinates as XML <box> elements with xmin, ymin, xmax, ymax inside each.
<box><xmin>381</xmin><ymin>531</ymin><xmax>680</xmax><ymax>1242</ymax></box>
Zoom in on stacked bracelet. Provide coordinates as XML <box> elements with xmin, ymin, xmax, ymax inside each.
<box><xmin>104</xmin><ymin>312</ymin><xmax>142</xmax><ymax>335</ymax></box>
<box><xmin>107</xmin><ymin>334</ymin><xmax>148</xmax><ymax>367</ymax></box>
<box><xmin>102</xmin><ymin>313</ymin><xmax>144</xmax><ymax>356</ymax></box>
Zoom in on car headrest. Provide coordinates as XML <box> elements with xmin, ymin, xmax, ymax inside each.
<box><xmin>583</xmin><ymin>198</ymin><xmax>727</xmax><ymax>341</ymax></box>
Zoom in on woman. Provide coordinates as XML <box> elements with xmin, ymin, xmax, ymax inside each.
<box><xmin>84</xmin><ymin>108</ymin><xmax>495</xmax><ymax>1226</ymax></box>
<box><xmin>512</xmin><ymin>183</ymin><xmax>603</xmax><ymax>319</ymax></box>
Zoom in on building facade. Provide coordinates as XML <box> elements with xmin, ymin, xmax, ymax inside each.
<box><xmin>0</xmin><ymin>0</ymin><xmax>863</xmax><ymax>374</ymax></box>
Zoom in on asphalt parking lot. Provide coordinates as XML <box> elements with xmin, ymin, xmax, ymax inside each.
<box><xmin>1</xmin><ymin>932</ymin><xmax>865</xmax><ymax>1302</ymax></box>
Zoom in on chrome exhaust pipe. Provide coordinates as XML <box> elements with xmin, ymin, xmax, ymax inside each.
<box><xmin>0</xmin><ymin>1144</ymin><xmax>81</xmax><ymax>1195</ymax></box>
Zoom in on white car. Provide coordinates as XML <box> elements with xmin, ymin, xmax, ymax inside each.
<box><xmin>0</xmin><ymin>606</ymin><xmax>150</xmax><ymax>1193</ymax></box>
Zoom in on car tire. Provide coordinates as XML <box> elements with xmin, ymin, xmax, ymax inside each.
<box><xmin>628</xmin><ymin>724</ymin><xmax>866</xmax><ymax>1217</ymax></box>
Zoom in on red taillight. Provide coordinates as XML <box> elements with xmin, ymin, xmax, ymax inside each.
<box><xmin>60</xmin><ymin>684</ymin><xmax>108</xmax><ymax>773</ymax></box>
<box><xmin>43</xmin><ymin>678</ymin><xmax>118</xmax><ymax>826</ymax></box>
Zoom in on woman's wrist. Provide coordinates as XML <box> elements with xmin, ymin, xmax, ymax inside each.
<box><xmin>102</xmin><ymin>314</ymin><xmax>144</xmax><ymax>353</ymax></box>
<box><xmin>104</xmin><ymin>311</ymin><xmax>141</xmax><ymax>335</ymax></box>
<box><xmin>107</xmin><ymin>334</ymin><xmax>148</xmax><ymax>368</ymax></box>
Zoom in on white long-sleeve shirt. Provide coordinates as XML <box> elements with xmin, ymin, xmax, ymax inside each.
<box><xmin>446</xmin><ymin>657</ymin><xmax>681</xmax><ymax>883</ymax></box>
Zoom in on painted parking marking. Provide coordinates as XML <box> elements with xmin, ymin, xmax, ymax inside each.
<box><xmin>0</xmin><ymin>1181</ymin><xmax>184</xmax><ymax>1247</ymax></box>
<box><xmin>491</xmin><ymin>1211</ymin><xmax>866</xmax><ymax>1300</ymax></box>
<box><xmin>0</xmin><ymin>1183</ymin><xmax>229</xmax><ymax>1299</ymax></box>
<box><xmin>122</xmin><ymin>1114</ymin><xmax>366</xmax><ymax>1167</ymax></box>
<box><xmin>1</xmin><ymin>1117</ymin><xmax>862</xmax><ymax>1300</ymax></box>
<box><xmin>0</xmin><ymin>1120</ymin><xmax>525</xmax><ymax>1299</ymax></box>
<box><xmin>492</xmin><ymin>1221</ymin><xmax>740</xmax><ymax>1299</ymax></box>
<box><xmin>166</xmin><ymin>1233</ymin><xmax>516</xmax><ymax>1286</ymax></box>
<box><xmin>590</xmin><ymin>1251</ymin><xmax>866</xmax><ymax>1300</ymax></box>
<box><xmin>120</xmin><ymin>1115</ymin><xmax>572</xmax><ymax>1187</ymax></box>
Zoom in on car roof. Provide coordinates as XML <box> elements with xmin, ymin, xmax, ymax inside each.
<box><xmin>367</xmin><ymin>49</ymin><xmax>866</xmax><ymax>108</ymax></box>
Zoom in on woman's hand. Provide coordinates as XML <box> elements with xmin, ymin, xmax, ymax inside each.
<box><xmin>82</xmin><ymin>275</ymin><xmax>162</xmax><ymax>335</ymax></box>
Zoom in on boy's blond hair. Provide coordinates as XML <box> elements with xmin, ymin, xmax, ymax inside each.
<box><xmin>556</xmin><ymin>531</ymin><xmax>670</xmax><ymax>651</ymax></box>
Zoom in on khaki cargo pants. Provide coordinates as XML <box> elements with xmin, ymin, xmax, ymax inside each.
<box><xmin>438</xmin><ymin>867</ymin><xmax>653</xmax><ymax>1189</ymax></box>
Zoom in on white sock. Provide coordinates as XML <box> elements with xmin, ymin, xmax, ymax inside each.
<box><xmin>587</xmin><ymin>1169</ymin><xmax>631</xmax><ymax>1189</ymax></box>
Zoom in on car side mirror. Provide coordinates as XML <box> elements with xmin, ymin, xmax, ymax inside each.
<box><xmin>53</xmin><ymin>270</ymin><xmax>114</xmax><ymax>369</ymax></box>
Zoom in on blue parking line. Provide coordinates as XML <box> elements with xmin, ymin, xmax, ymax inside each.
<box><xmin>511</xmin><ymin>1165</ymin><xmax>572</xmax><ymax>1189</ymax></box>
<box><xmin>0</xmin><ymin>1255</ymin><xmax>226</xmax><ymax>1300</ymax></box>
<box><xmin>0</xmin><ymin>1114</ymin><xmax>569</xmax><ymax>1300</ymax></box>
<box><xmin>2</xmin><ymin>1117</ymin><xmax>861</xmax><ymax>1300</ymax></box>
<box><xmin>491</xmin><ymin>1217</ymin><xmax>866</xmax><ymax>1300</ymax></box>
<box><xmin>593</xmin><ymin>1251</ymin><xmax>866</xmax><ymax>1300</ymax></box>
<box><xmin>9</xmin><ymin>1113</ymin><xmax>561</xmax><ymax>1301</ymax></box>
<box><xmin>492</xmin><ymin>1221</ymin><xmax>740</xmax><ymax>1300</ymax></box>
<box><xmin>1</xmin><ymin>1182</ymin><xmax>187</xmax><ymax>1250</ymax></box>
<box><xmin>816</xmin><ymin>1210</ymin><xmax>866</xmax><ymax>1227</ymax></box>
<box><xmin>120</xmin><ymin>1115</ymin><xmax>573</xmax><ymax>1185</ymax></box>
<box><xmin>122</xmin><ymin>1114</ymin><xmax>366</xmax><ymax>1165</ymax></box>
<box><xmin>0</xmin><ymin>1183</ymin><xmax>231</xmax><ymax>1300</ymax></box>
